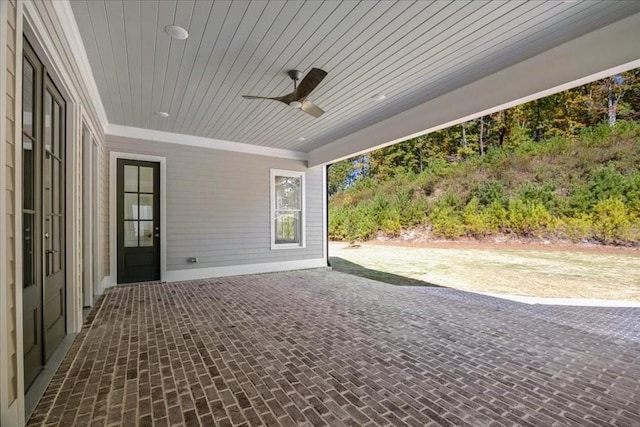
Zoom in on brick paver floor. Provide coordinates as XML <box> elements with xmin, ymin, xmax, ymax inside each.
<box><xmin>28</xmin><ymin>269</ymin><xmax>640</xmax><ymax>426</ymax></box>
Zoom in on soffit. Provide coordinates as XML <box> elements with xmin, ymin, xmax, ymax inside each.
<box><xmin>69</xmin><ymin>0</ymin><xmax>640</xmax><ymax>153</ymax></box>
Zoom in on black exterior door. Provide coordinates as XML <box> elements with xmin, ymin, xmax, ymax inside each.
<box><xmin>43</xmin><ymin>76</ymin><xmax>66</xmax><ymax>362</ymax></box>
<box><xmin>117</xmin><ymin>159</ymin><xmax>160</xmax><ymax>283</ymax></box>
<box><xmin>23</xmin><ymin>40</ymin><xmax>66</xmax><ymax>389</ymax></box>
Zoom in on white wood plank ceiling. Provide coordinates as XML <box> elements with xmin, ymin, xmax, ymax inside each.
<box><xmin>69</xmin><ymin>0</ymin><xmax>640</xmax><ymax>153</ymax></box>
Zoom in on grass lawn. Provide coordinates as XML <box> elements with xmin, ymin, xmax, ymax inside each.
<box><xmin>329</xmin><ymin>241</ymin><xmax>640</xmax><ymax>302</ymax></box>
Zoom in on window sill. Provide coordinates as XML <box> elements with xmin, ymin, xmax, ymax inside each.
<box><xmin>271</xmin><ymin>243</ymin><xmax>306</xmax><ymax>250</ymax></box>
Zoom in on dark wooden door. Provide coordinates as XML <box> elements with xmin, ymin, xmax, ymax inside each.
<box><xmin>22</xmin><ymin>41</ymin><xmax>43</xmax><ymax>390</ymax></box>
<box><xmin>22</xmin><ymin>40</ymin><xmax>67</xmax><ymax>389</ymax></box>
<box><xmin>117</xmin><ymin>159</ymin><xmax>160</xmax><ymax>283</ymax></box>
<box><xmin>43</xmin><ymin>76</ymin><xmax>66</xmax><ymax>362</ymax></box>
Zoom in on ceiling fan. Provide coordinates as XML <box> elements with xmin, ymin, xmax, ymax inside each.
<box><xmin>242</xmin><ymin>68</ymin><xmax>328</xmax><ymax>118</ymax></box>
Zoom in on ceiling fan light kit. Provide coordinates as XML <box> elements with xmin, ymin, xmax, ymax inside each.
<box><xmin>242</xmin><ymin>68</ymin><xmax>328</xmax><ymax>118</ymax></box>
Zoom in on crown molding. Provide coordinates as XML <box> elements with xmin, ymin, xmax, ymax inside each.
<box><xmin>50</xmin><ymin>0</ymin><xmax>108</xmax><ymax>130</ymax></box>
<box><xmin>106</xmin><ymin>124</ymin><xmax>309</xmax><ymax>161</ymax></box>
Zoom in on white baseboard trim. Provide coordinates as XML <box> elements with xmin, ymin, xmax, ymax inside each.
<box><xmin>101</xmin><ymin>275</ymin><xmax>114</xmax><ymax>290</ymax></box>
<box><xmin>166</xmin><ymin>258</ymin><xmax>328</xmax><ymax>282</ymax></box>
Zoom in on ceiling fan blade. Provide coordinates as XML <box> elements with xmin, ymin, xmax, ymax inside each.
<box><xmin>242</xmin><ymin>95</ymin><xmax>279</xmax><ymax>100</ymax></box>
<box><xmin>244</xmin><ymin>94</ymin><xmax>298</xmax><ymax>106</ymax></box>
<box><xmin>294</xmin><ymin>68</ymin><xmax>327</xmax><ymax>100</ymax></box>
<box><xmin>300</xmin><ymin>99</ymin><xmax>324</xmax><ymax>118</ymax></box>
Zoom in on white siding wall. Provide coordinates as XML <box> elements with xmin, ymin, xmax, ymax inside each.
<box><xmin>107</xmin><ymin>136</ymin><xmax>325</xmax><ymax>278</ymax></box>
<box><xmin>0</xmin><ymin>1</ymin><xmax>109</xmax><ymax>422</ymax></box>
<box><xmin>2</xmin><ymin>0</ymin><xmax>19</xmax><ymax>413</ymax></box>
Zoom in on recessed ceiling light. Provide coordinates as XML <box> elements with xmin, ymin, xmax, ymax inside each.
<box><xmin>156</xmin><ymin>111</ymin><xmax>169</xmax><ymax>118</ymax></box>
<box><xmin>372</xmin><ymin>94</ymin><xmax>386</xmax><ymax>101</ymax></box>
<box><xmin>297</xmin><ymin>137</ymin><xmax>306</xmax><ymax>141</ymax></box>
<box><xmin>165</xmin><ymin>25</ymin><xmax>189</xmax><ymax>40</ymax></box>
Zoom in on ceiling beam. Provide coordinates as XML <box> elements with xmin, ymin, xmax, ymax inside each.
<box><xmin>308</xmin><ymin>12</ymin><xmax>640</xmax><ymax>167</ymax></box>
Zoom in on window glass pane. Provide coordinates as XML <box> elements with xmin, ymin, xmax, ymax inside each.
<box><xmin>275</xmin><ymin>211</ymin><xmax>300</xmax><ymax>243</ymax></box>
<box><xmin>23</xmin><ymin>135</ymin><xmax>34</xmax><ymax>210</ymax></box>
<box><xmin>124</xmin><ymin>165</ymin><xmax>138</xmax><ymax>192</ymax></box>
<box><xmin>139</xmin><ymin>194</ymin><xmax>153</xmax><ymax>220</ymax></box>
<box><xmin>124</xmin><ymin>221</ymin><xmax>138</xmax><ymax>247</ymax></box>
<box><xmin>23</xmin><ymin>59</ymin><xmax>34</xmax><ymax>136</ymax></box>
<box><xmin>275</xmin><ymin>176</ymin><xmax>300</xmax><ymax>210</ymax></box>
<box><xmin>44</xmin><ymin>91</ymin><xmax>52</xmax><ymax>152</ymax></box>
<box><xmin>139</xmin><ymin>167</ymin><xmax>153</xmax><ymax>193</ymax></box>
<box><xmin>139</xmin><ymin>221</ymin><xmax>154</xmax><ymax>247</ymax></box>
<box><xmin>124</xmin><ymin>193</ymin><xmax>138</xmax><ymax>220</ymax></box>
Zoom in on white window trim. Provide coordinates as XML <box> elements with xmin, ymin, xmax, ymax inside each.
<box><xmin>271</xmin><ymin>169</ymin><xmax>306</xmax><ymax>250</ymax></box>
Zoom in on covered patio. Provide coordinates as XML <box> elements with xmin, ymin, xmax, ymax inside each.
<box><xmin>3</xmin><ymin>1</ymin><xmax>640</xmax><ymax>424</ymax></box>
<box><xmin>27</xmin><ymin>270</ymin><xmax>640</xmax><ymax>426</ymax></box>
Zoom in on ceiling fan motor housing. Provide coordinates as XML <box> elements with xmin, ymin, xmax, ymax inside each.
<box><xmin>288</xmin><ymin>69</ymin><xmax>303</xmax><ymax>81</ymax></box>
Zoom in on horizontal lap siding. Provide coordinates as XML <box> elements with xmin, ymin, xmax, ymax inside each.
<box><xmin>4</xmin><ymin>0</ymin><xmax>18</xmax><ymax>404</ymax></box>
<box><xmin>106</xmin><ymin>138</ymin><xmax>324</xmax><ymax>271</ymax></box>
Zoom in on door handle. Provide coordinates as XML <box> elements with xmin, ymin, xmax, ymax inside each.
<box><xmin>45</xmin><ymin>249</ymin><xmax>58</xmax><ymax>254</ymax></box>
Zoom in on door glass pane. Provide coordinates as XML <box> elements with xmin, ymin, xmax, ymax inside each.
<box><xmin>139</xmin><ymin>221</ymin><xmax>153</xmax><ymax>247</ymax></box>
<box><xmin>124</xmin><ymin>221</ymin><xmax>138</xmax><ymax>247</ymax></box>
<box><xmin>124</xmin><ymin>165</ymin><xmax>138</xmax><ymax>192</ymax></box>
<box><xmin>53</xmin><ymin>101</ymin><xmax>60</xmax><ymax>156</ymax></box>
<box><xmin>44</xmin><ymin>152</ymin><xmax>52</xmax><ymax>218</ymax></box>
<box><xmin>44</xmin><ymin>216</ymin><xmax>51</xmax><ymax>275</ymax></box>
<box><xmin>139</xmin><ymin>167</ymin><xmax>153</xmax><ymax>193</ymax></box>
<box><xmin>23</xmin><ymin>213</ymin><xmax>34</xmax><ymax>287</ymax></box>
<box><xmin>23</xmin><ymin>59</ymin><xmax>34</xmax><ymax>136</ymax></box>
<box><xmin>23</xmin><ymin>135</ymin><xmax>34</xmax><ymax>211</ymax></box>
<box><xmin>139</xmin><ymin>194</ymin><xmax>153</xmax><ymax>220</ymax></box>
<box><xmin>44</xmin><ymin>91</ymin><xmax>52</xmax><ymax>152</ymax></box>
<box><xmin>275</xmin><ymin>176</ymin><xmax>301</xmax><ymax>210</ymax></box>
<box><xmin>53</xmin><ymin>216</ymin><xmax>61</xmax><ymax>273</ymax></box>
<box><xmin>53</xmin><ymin>159</ymin><xmax>60</xmax><ymax>214</ymax></box>
<box><xmin>124</xmin><ymin>193</ymin><xmax>138</xmax><ymax>220</ymax></box>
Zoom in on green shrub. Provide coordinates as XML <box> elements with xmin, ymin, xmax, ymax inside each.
<box><xmin>516</xmin><ymin>182</ymin><xmax>564</xmax><ymax>215</ymax></box>
<box><xmin>580</xmin><ymin>122</ymin><xmax>613</xmax><ymax>145</ymax></box>
<box><xmin>486</xmin><ymin>200</ymin><xmax>509</xmax><ymax>231</ymax></box>
<box><xmin>507</xmin><ymin>124</ymin><xmax>533</xmax><ymax>150</ymax></box>
<box><xmin>394</xmin><ymin>189</ymin><xmax>427</xmax><ymax>227</ymax></box>
<box><xmin>555</xmin><ymin>215</ymin><xmax>594</xmax><ymax>242</ymax></box>
<box><xmin>463</xmin><ymin>198</ymin><xmax>498</xmax><ymax>237</ymax></box>
<box><xmin>430</xmin><ymin>204</ymin><xmax>465</xmax><ymax>238</ymax></box>
<box><xmin>592</xmin><ymin>197</ymin><xmax>632</xmax><ymax>243</ymax></box>
<box><xmin>590</xmin><ymin>164</ymin><xmax>627</xmax><ymax>202</ymax></box>
<box><xmin>469</xmin><ymin>180</ymin><xmax>508</xmax><ymax>208</ymax></box>
<box><xmin>611</xmin><ymin>119</ymin><xmax>640</xmax><ymax>140</ymax></box>
<box><xmin>507</xmin><ymin>199</ymin><xmax>553</xmax><ymax>236</ymax></box>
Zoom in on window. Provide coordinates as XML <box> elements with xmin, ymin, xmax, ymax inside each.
<box><xmin>271</xmin><ymin>169</ymin><xmax>305</xmax><ymax>249</ymax></box>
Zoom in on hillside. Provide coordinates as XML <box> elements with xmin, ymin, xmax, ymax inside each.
<box><xmin>329</xmin><ymin>122</ymin><xmax>640</xmax><ymax>246</ymax></box>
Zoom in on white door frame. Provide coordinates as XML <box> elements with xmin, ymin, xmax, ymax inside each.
<box><xmin>81</xmin><ymin>124</ymin><xmax>93</xmax><ymax>306</ymax></box>
<box><xmin>109</xmin><ymin>151</ymin><xmax>167</xmax><ymax>286</ymax></box>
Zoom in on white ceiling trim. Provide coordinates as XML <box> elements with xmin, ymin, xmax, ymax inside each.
<box><xmin>50</xmin><ymin>0</ymin><xmax>108</xmax><ymax>129</ymax></box>
<box><xmin>106</xmin><ymin>124</ymin><xmax>308</xmax><ymax>161</ymax></box>
<box><xmin>309</xmin><ymin>11</ymin><xmax>640</xmax><ymax>167</ymax></box>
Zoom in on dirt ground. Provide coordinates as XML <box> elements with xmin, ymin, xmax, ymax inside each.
<box><xmin>329</xmin><ymin>241</ymin><xmax>640</xmax><ymax>301</ymax></box>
